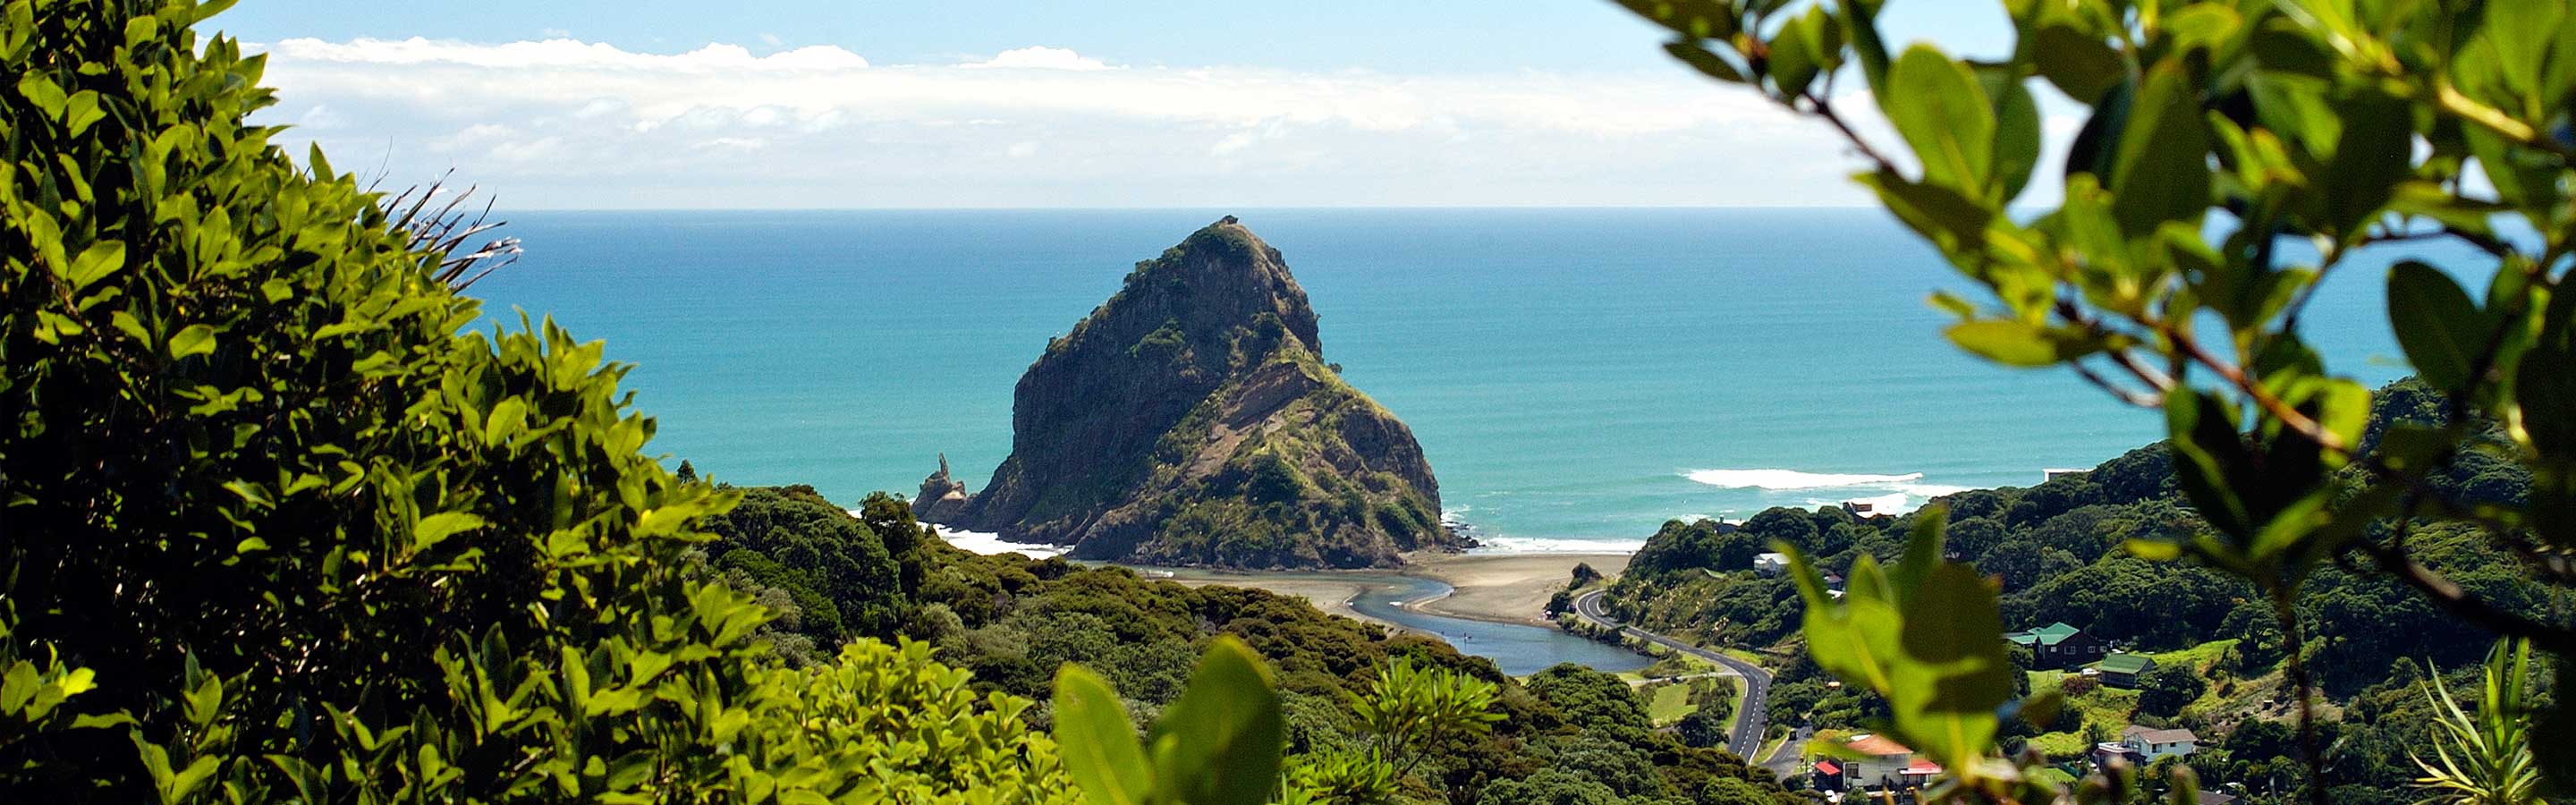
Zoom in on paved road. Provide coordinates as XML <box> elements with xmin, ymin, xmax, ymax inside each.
<box><xmin>1572</xmin><ymin>589</ymin><xmax>1774</xmax><ymax>762</ymax></box>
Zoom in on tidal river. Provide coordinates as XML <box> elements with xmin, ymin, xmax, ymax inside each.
<box><xmin>1337</xmin><ymin>575</ymin><xmax>1649</xmax><ymax>676</ymax></box>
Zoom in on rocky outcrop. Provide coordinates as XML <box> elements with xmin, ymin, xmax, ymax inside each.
<box><xmin>919</xmin><ymin>216</ymin><xmax>1462</xmax><ymax>568</ymax></box>
<box><xmin>914</xmin><ymin>453</ymin><xmax>970</xmax><ymax>523</ymax></box>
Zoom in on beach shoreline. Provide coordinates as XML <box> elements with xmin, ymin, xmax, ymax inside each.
<box><xmin>1151</xmin><ymin>550</ymin><xmax>1633</xmax><ymax>629</ymax></box>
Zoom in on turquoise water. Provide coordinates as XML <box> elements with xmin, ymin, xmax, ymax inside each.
<box><xmin>470</xmin><ymin>208</ymin><xmax>2429</xmax><ymax>548</ymax></box>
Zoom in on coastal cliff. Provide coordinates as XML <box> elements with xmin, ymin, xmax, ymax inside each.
<box><xmin>919</xmin><ymin>216</ymin><xmax>1462</xmax><ymax>568</ymax></box>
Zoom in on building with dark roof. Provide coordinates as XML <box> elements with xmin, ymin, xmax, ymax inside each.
<box><xmin>2005</xmin><ymin>622</ymin><xmax>2108</xmax><ymax>668</ymax></box>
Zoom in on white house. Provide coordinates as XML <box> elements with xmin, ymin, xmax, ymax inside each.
<box><xmin>1835</xmin><ymin>733</ymin><xmax>1940</xmax><ymax>792</ymax></box>
<box><xmin>1752</xmin><ymin>552</ymin><xmax>1789</xmax><ymax>576</ymax></box>
<box><xmin>2121</xmin><ymin>725</ymin><xmax>2199</xmax><ymax>761</ymax></box>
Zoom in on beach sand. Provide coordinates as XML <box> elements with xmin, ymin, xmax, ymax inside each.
<box><xmin>1406</xmin><ymin>551</ymin><xmax>1630</xmax><ymax>625</ymax></box>
<box><xmin>1154</xmin><ymin>551</ymin><xmax>1631</xmax><ymax>628</ymax></box>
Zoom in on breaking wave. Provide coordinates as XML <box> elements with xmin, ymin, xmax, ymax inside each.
<box><xmin>1683</xmin><ymin>469</ymin><xmax>1927</xmax><ymax>490</ymax></box>
<box><xmin>908</xmin><ymin>519</ymin><xmax>1069</xmax><ymax>558</ymax></box>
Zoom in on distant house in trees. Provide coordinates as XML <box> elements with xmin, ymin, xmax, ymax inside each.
<box><xmin>2043</xmin><ymin>468</ymin><xmax>2089</xmax><ymax>481</ymax></box>
<box><xmin>2087</xmin><ymin>653</ymin><xmax>2157</xmax><ymax>688</ymax></box>
<box><xmin>2121</xmin><ymin>725</ymin><xmax>2200</xmax><ymax>760</ymax></box>
<box><xmin>1752</xmin><ymin>552</ymin><xmax>1789</xmax><ymax>576</ymax></box>
<box><xmin>2005</xmin><ymin>622</ymin><xmax>2107</xmax><ymax>668</ymax></box>
<box><xmin>1835</xmin><ymin>734</ymin><xmax>1941</xmax><ymax>792</ymax></box>
<box><xmin>2092</xmin><ymin>724</ymin><xmax>2199</xmax><ymax>768</ymax></box>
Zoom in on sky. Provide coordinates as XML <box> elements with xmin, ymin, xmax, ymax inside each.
<box><xmin>216</xmin><ymin>1</ymin><xmax>2054</xmax><ymax>208</ymax></box>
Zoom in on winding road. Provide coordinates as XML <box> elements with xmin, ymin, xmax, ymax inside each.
<box><xmin>1572</xmin><ymin>589</ymin><xmax>1778</xmax><ymax>764</ymax></box>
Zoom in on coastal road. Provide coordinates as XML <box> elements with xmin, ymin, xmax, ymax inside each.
<box><xmin>1572</xmin><ymin>589</ymin><xmax>1775</xmax><ymax>763</ymax></box>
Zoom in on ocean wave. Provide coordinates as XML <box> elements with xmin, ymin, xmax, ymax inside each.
<box><xmin>919</xmin><ymin>521</ymin><xmax>1068</xmax><ymax>558</ymax></box>
<box><xmin>1469</xmin><ymin>536</ymin><xmax>1646</xmax><ymax>554</ymax></box>
<box><xmin>1684</xmin><ymin>468</ymin><xmax>1927</xmax><ymax>490</ymax></box>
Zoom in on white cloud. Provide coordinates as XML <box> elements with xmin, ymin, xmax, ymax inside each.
<box><xmin>961</xmin><ymin>46</ymin><xmax>1113</xmax><ymax>72</ymax></box>
<box><xmin>295</xmin><ymin>104</ymin><xmax>344</xmax><ymax>129</ymax></box>
<box><xmin>758</xmin><ymin>32</ymin><xmax>782</xmax><ymax>47</ymax></box>
<box><xmin>250</xmin><ymin>35</ymin><xmax>1959</xmax><ymax>208</ymax></box>
<box><xmin>698</xmin><ymin>137</ymin><xmax>769</xmax><ymax>152</ymax></box>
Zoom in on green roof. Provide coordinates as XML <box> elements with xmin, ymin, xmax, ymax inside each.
<box><xmin>2089</xmin><ymin>653</ymin><xmax>2156</xmax><ymax>674</ymax></box>
<box><xmin>2006</xmin><ymin>622</ymin><xmax>2082</xmax><ymax>647</ymax></box>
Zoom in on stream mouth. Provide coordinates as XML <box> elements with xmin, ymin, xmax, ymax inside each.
<box><xmin>1341</xmin><ymin>575</ymin><xmax>1651</xmax><ymax>676</ymax></box>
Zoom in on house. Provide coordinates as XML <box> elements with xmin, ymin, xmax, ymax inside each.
<box><xmin>1837</xmin><ymin>733</ymin><xmax>1940</xmax><ymax>792</ymax></box>
<box><xmin>1753</xmin><ymin>552</ymin><xmax>1789</xmax><ymax>576</ymax></box>
<box><xmin>2043</xmin><ymin>468</ymin><xmax>2089</xmax><ymax>482</ymax></box>
<box><xmin>2121</xmin><ymin>725</ymin><xmax>2199</xmax><ymax>760</ymax></box>
<box><xmin>2088</xmin><ymin>653</ymin><xmax>2157</xmax><ymax>688</ymax></box>
<box><xmin>2004</xmin><ymin>622</ymin><xmax>2108</xmax><ymax>668</ymax></box>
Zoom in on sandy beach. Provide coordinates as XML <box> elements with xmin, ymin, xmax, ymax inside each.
<box><xmin>1156</xmin><ymin>551</ymin><xmax>1631</xmax><ymax>628</ymax></box>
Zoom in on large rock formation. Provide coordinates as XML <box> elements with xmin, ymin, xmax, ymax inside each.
<box><xmin>918</xmin><ymin>216</ymin><xmax>1462</xmax><ymax>568</ymax></box>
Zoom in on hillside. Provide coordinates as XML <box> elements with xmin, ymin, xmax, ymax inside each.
<box><xmin>919</xmin><ymin>217</ymin><xmax>1462</xmax><ymax>568</ymax></box>
<box><xmin>1593</xmin><ymin>379</ymin><xmax>2546</xmax><ymax>805</ymax></box>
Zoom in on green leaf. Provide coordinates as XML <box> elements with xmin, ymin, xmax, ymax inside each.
<box><xmin>1883</xmin><ymin>45</ymin><xmax>1996</xmax><ymax>194</ymax></box>
<box><xmin>1663</xmin><ymin>40</ymin><xmax>1745</xmax><ymax>83</ymax></box>
<box><xmin>2321</xmin><ymin>89</ymin><xmax>2412</xmax><ymax>235</ymax></box>
<box><xmin>484</xmin><ymin>397</ymin><xmax>528</xmax><ymax>446</ymax></box>
<box><xmin>1836</xmin><ymin>0</ymin><xmax>1892</xmax><ymax>96</ymax></box>
<box><xmin>1859</xmin><ymin>171</ymin><xmax>1996</xmax><ymax>259</ymax></box>
<box><xmin>63</xmin><ymin>90</ymin><xmax>104</xmax><ymax>136</ymax></box>
<box><xmin>2387</xmin><ymin>261</ymin><xmax>2485</xmax><ymax>391</ymax></box>
<box><xmin>15</xmin><ymin>72</ymin><xmax>64</xmax><ymax>118</ymax></box>
<box><xmin>1765</xmin><ymin>7</ymin><xmax>1839</xmax><ymax>99</ymax></box>
<box><xmin>1611</xmin><ymin>0</ymin><xmax>1739</xmax><ymax>41</ymax></box>
<box><xmin>1987</xmin><ymin>76</ymin><xmax>2041</xmax><ymax>200</ymax></box>
<box><xmin>1147</xmin><ymin>637</ymin><xmax>1284</xmax><ymax>805</ymax></box>
<box><xmin>2520</xmin><ymin>344</ymin><xmax>2576</xmax><ymax>457</ymax></box>
<box><xmin>2109</xmin><ymin>63</ymin><xmax>2211</xmax><ymax>237</ymax></box>
<box><xmin>1054</xmin><ymin>665</ymin><xmax>1150</xmax><ymax>805</ymax></box>
<box><xmin>64</xmin><ymin>241</ymin><xmax>124</xmax><ymax>292</ymax></box>
<box><xmin>1891</xmin><ymin>564</ymin><xmax>2009</xmax><ymax>764</ymax></box>
<box><xmin>167</xmin><ymin>325</ymin><xmax>216</xmax><ymax>360</ymax></box>
<box><xmin>182</xmin><ymin>675</ymin><xmax>222</xmax><ymax>729</ymax></box>
<box><xmin>1944</xmin><ymin>319</ymin><xmax>2105</xmax><ymax>367</ymax></box>
<box><xmin>2165</xmin><ymin>387</ymin><xmax>2257</xmax><ymax>538</ymax></box>
<box><xmin>2483</xmin><ymin>0</ymin><xmax>2563</xmax><ymax>102</ymax></box>
<box><xmin>413</xmin><ymin>512</ymin><xmax>487</xmax><ymax>553</ymax></box>
<box><xmin>2030</xmin><ymin>23</ymin><xmax>2123</xmax><ymax>102</ymax></box>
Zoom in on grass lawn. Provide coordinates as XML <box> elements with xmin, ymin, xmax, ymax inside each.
<box><xmin>1648</xmin><ymin>682</ymin><xmax>1695</xmax><ymax>725</ymax></box>
<box><xmin>2025</xmin><ymin>731</ymin><xmax>2090</xmax><ymax>758</ymax></box>
<box><xmin>2149</xmin><ymin>639</ymin><xmax>2240</xmax><ymax>673</ymax></box>
<box><xmin>2028</xmin><ymin>669</ymin><xmax>2064</xmax><ymax>691</ymax></box>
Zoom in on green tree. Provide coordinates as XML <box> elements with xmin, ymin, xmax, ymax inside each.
<box><xmin>2136</xmin><ymin>663</ymin><xmax>2209</xmax><ymax>718</ymax></box>
<box><xmin>1349</xmin><ymin>657</ymin><xmax>1505</xmax><ymax>778</ymax></box>
<box><xmin>0</xmin><ymin>1</ymin><xmax>1071</xmax><ymax>801</ymax></box>
<box><xmin>1612</xmin><ymin>0</ymin><xmax>2576</xmax><ymax>800</ymax></box>
<box><xmin>1569</xmin><ymin>562</ymin><xmax>1604</xmax><ymax>589</ymax></box>
<box><xmin>1675</xmin><ymin>706</ymin><xmax>1730</xmax><ymax>750</ymax></box>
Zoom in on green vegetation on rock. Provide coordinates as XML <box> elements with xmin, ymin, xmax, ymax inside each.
<box><xmin>919</xmin><ymin>218</ymin><xmax>1460</xmax><ymax>568</ymax></box>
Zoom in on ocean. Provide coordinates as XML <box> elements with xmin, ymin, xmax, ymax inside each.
<box><xmin>470</xmin><ymin>208</ymin><xmax>2434</xmax><ymax>551</ymax></box>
